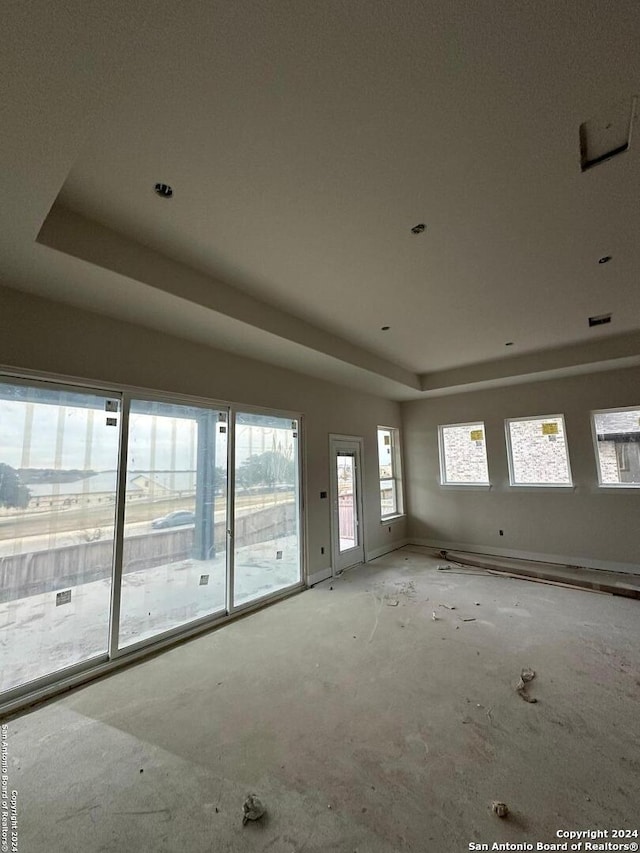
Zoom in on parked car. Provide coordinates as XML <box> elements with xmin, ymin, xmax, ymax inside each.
<box><xmin>151</xmin><ymin>510</ymin><xmax>196</xmax><ymax>529</ymax></box>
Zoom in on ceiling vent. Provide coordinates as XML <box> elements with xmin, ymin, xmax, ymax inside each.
<box><xmin>579</xmin><ymin>98</ymin><xmax>636</xmax><ymax>172</ymax></box>
<box><xmin>588</xmin><ymin>313</ymin><xmax>612</xmax><ymax>328</ymax></box>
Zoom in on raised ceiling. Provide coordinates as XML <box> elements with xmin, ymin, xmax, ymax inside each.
<box><xmin>3</xmin><ymin>1</ymin><xmax>640</xmax><ymax>399</ymax></box>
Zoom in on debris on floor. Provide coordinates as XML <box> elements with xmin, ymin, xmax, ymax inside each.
<box><xmin>386</xmin><ymin>599</ymin><xmax>399</xmax><ymax>606</ymax></box>
<box><xmin>387</xmin><ymin>579</ymin><xmax>417</xmax><ymax>600</ymax></box>
<box><xmin>242</xmin><ymin>793</ymin><xmax>266</xmax><ymax>825</ymax></box>
<box><xmin>461</xmin><ymin>617</ymin><xmax>476</xmax><ymax>622</ymax></box>
<box><xmin>432</xmin><ymin>611</ymin><xmax>438</xmax><ymax>621</ymax></box>
<box><xmin>491</xmin><ymin>801</ymin><xmax>509</xmax><ymax>818</ymax></box>
<box><xmin>515</xmin><ymin>667</ymin><xmax>537</xmax><ymax>703</ymax></box>
<box><xmin>439</xmin><ymin>603</ymin><xmax>456</xmax><ymax>610</ymax></box>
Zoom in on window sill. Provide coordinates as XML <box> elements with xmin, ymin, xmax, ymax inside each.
<box><xmin>380</xmin><ymin>514</ymin><xmax>406</xmax><ymax>525</ymax></box>
<box><xmin>508</xmin><ymin>484</ymin><xmax>576</xmax><ymax>492</ymax></box>
<box><xmin>439</xmin><ymin>483</ymin><xmax>492</xmax><ymax>491</ymax></box>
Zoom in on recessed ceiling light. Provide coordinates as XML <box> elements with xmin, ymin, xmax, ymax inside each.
<box><xmin>154</xmin><ymin>183</ymin><xmax>173</xmax><ymax>199</ymax></box>
<box><xmin>505</xmin><ymin>341</ymin><xmax>514</xmax><ymax>346</ymax></box>
<box><xmin>381</xmin><ymin>326</ymin><xmax>390</xmax><ymax>331</ymax></box>
<box><xmin>598</xmin><ymin>255</ymin><xmax>612</xmax><ymax>264</ymax></box>
<box><xmin>410</xmin><ymin>223</ymin><xmax>426</xmax><ymax>235</ymax></box>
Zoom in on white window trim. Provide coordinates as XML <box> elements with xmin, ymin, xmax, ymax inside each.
<box><xmin>438</xmin><ymin>421</ymin><xmax>491</xmax><ymax>487</ymax></box>
<box><xmin>590</xmin><ymin>405</ymin><xmax>640</xmax><ymax>489</ymax></box>
<box><xmin>378</xmin><ymin>426</ymin><xmax>404</xmax><ymax>519</ymax></box>
<box><xmin>380</xmin><ymin>513</ymin><xmax>406</xmax><ymax>525</ymax></box>
<box><xmin>505</xmin><ymin>413</ymin><xmax>573</xmax><ymax>487</ymax></box>
<box><xmin>438</xmin><ymin>483</ymin><xmax>492</xmax><ymax>491</ymax></box>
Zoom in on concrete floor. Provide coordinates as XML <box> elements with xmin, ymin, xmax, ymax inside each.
<box><xmin>3</xmin><ymin>547</ymin><xmax>639</xmax><ymax>852</ymax></box>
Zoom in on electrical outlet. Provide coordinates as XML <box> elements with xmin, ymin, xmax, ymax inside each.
<box><xmin>321</xmin><ymin>546</ymin><xmax>325</xmax><ymax>555</ymax></box>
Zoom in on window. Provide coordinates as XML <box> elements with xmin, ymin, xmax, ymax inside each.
<box><xmin>505</xmin><ymin>414</ymin><xmax>572</xmax><ymax>486</ymax></box>
<box><xmin>377</xmin><ymin>427</ymin><xmax>403</xmax><ymax>518</ymax></box>
<box><xmin>233</xmin><ymin>411</ymin><xmax>302</xmax><ymax>606</ymax></box>
<box><xmin>438</xmin><ymin>422</ymin><xmax>490</xmax><ymax>485</ymax></box>
<box><xmin>0</xmin><ymin>379</ymin><xmax>121</xmax><ymax>693</ymax></box>
<box><xmin>118</xmin><ymin>399</ymin><xmax>228</xmax><ymax>648</ymax></box>
<box><xmin>592</xmin><ymin>407</ymin><xmax>640</xmax><ymax>487</ymax></box>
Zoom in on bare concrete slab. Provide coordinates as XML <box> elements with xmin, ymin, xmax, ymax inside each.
<box><xmin>3</xmin><ymin>546</ymin><xmax>639</xmax><ymax>852</ymax></box>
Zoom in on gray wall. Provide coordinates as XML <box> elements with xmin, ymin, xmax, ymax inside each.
<box><xmin>0</xmin><ymin>283</ymin><xmax>406</xmax><ymax>581</ymax></box>
<box><xmin>402</xmin><ymin>367</ymin><xmax>640</xmax><ymax>572</ymax></box>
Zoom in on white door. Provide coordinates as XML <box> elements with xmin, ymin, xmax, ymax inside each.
<box><xmin>329</xmin><ymin>436</ymin><xmax>365</xmax><ymax>573</ymax></box>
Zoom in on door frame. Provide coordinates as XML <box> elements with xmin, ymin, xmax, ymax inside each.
<box><xmin>329</xmin><ymin>434</ymin><xmax>365</xmax><ymax>575</ymax></box>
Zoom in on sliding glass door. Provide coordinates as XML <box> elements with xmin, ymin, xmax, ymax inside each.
<box><xmin>233</xmin><ymin>412</ymin><xmax>302</xmax><ymax>606</ymax></box>
<box><xmin>118</xmin><ymin>400</ymin><xmax>228</xmax><ymax>648</ymax></box>
<box><xmin>0</xmin><ymin>376</ymin><xmax>305</xmax><ymax>707</ymax></box>
<box><xmin>0</xmin><ymin>379</ymin><xmax>120</xmax><ymax>693</ymax></box>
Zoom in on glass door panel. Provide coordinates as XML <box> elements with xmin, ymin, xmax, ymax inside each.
<box><xmin>330</xmin><ymin>438</ymin><xmax>364</xmax><ymax>573</ymax></box>
<box><xmin>0</xmin><ymin>379</ymin><xmax>120</xmax><ymax>694</ymax></box>
<box><xmin>337</xmin><ymin>452</ymin><xmax>358</xmax><ymax>552</ymax></box>
<box><xmin>233</xmin><ymin>412</ymin><xmax>301</xmax><ymax>607</ymax></box>
<box><xmin>118</xmin><ymin>400</ymin><xmax>228</xmax><ymax>648</ymax></box>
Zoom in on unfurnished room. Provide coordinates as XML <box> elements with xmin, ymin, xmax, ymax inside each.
<box><xmin>1</xmin><ymin>2</ymin><xmax>639</xmax><ymax>851</ymax></box>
